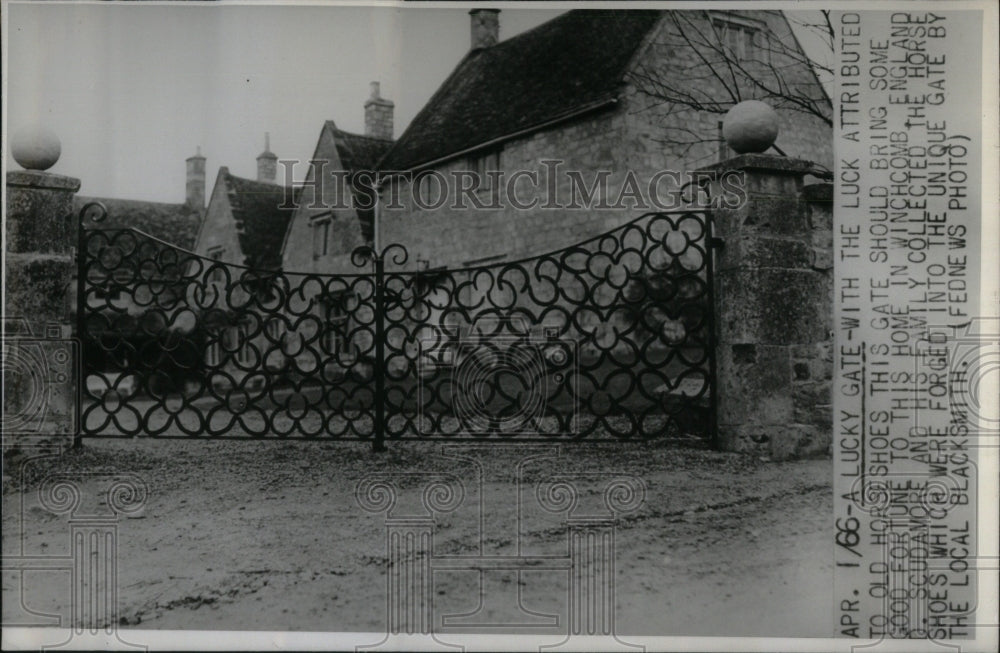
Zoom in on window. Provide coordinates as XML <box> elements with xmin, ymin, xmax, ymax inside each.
<box><xmin>321</xmin><ymin>294</ymin><xmax>349</xmax><ymax>356</ymax></box>
<box><xmin>467</xmin><ymin>151</ymin><xmax>499</xmax><ymax>180</ymax></box>
<box><xmin>416</xmin><ymin>171</ymin><xmax>446</xmax><ymax>209</ymax></box>
<box><xmin>466</xmin><ymin>149</ymin><xmax>501</xmax><ymax>203</ymax></box>
<box><xmin>712</xmin><ymin>17</ymin><xmax>759</xmax><ymax>60</ymax></box>
<box><xmin>311</xmin><ymin>218</ymin><xmax>331</xmax><ymax>258</ymax></box>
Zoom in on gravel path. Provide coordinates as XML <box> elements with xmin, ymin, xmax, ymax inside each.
<box><xmin>3</xmin><ymin>440</ymin><xmax>832</xmax><ymax>637</ymax></box>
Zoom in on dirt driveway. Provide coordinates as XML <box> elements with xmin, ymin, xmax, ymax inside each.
<box><xmin>3</xmin><ymin>439</ymin><xmax>833</xmax><ymax>639</ymax></box>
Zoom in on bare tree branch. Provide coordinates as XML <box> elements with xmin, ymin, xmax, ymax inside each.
<box><xmin>626</xmin><ymin>9</ymin><xmax>834</xmax><ymax>149</ymax></box>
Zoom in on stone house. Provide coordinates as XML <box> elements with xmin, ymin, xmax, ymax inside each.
<box><xmin>280</xmin><ymin>83</ymin><xmax>394</xmax><ymax>276</ymax></box>
<box><xmin>375</xmin><ymin>9</ymin><xmax>832</xmax><ymax>270</ymax></box>
<box><xmin>363</xmin><ymin>9</ymin><xmax>832</xmax><ymax>378</ymax></box>
<box><xmin>188</xmin><ymin>141</ymin><xmax>295</xmax><ymax>386</ymax></box>
<box><xmin>191</xmin><ymin>138</ymin><xmax>293</xmax><ymax>271</ymax></box>
<box><xmin>275</xmin><ymin>86</ymin><xmax>393</xmax><ymax>374</ymax></box>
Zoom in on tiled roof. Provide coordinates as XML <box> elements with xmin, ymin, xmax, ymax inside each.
<box><xmin>73</xmin><ymin>196</ymin><xmax>201</xmax><ymax>249</ymax></box>
<box><xmin>323</xmin><ymin>124</ymin><xmax>392</xmax><ymax>243</ymax></box>
<box><xmin>329</xmin><ymin>125</ymin><xmax>393</xmax><ymax>173</ymax></box>
<box><xmin>378</xmin><ymin>10</ymin><xmax>661</xmax><ymax>171</ymax></box>
<box><xmin>222</xmin><ymin>172</ymin><xmax>295</xmax><ymax>270</ymax></box>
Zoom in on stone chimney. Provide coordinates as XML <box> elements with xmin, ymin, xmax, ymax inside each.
<box><xmin>470</xmin><ymin>8</ymin><xmax>500</xmax><ymax>49</ymax></box>
<box><xmin>185</xmin><ymin>146</ymin><xmax>206</xmax><ymax>210</ymax></box>
<box><xmin>364</xmin><ymin>82</ymin><xmax>394</xmax><ymax>141</ymax></box>
<box><xmin>256</xmin><ymin>132</ymin><xmax>278</xmax><ymax>183</ymax></box>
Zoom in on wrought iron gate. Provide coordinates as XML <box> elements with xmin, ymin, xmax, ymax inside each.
<box><xmin>76</xmin><ymin>203</ymin><xmax>717</xmax><ymax>447</ymax></box>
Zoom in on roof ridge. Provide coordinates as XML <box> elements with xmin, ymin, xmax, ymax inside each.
<box><xmin>333</xmin><ymin>128</ymin><xmax>393</xmax><ymax>144</ymax></box>
<box><xmin>486</xmin><ymin>8</ymin><xmax>659</xmax><ymax>52</ymax></box>
<box><xmin>379</xmin><ymin>9</ymin><xmax>662</xmax><ymax>171</ymax></box>
<box><xmin>375</xmin><ymin>48</ymin><xmax>482</xmax><ymax>170</ymax></box>
<box><xmin>223</xmin><ymin>169</ymin><xmax>291</xmax><ymax>192</ymax></box>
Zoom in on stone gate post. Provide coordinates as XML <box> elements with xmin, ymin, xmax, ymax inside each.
<box><xmin>698</xmin><ymin>154</ymin><xmax>834</xmax><ymax>460</ymax></box>
<box><xmin>4</xmin><ymin>131</ymin><xmax>81</xmax><ymax>447</ymax></box>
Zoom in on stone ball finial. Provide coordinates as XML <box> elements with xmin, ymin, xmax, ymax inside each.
<box><xmin>11</xmin><ymin>125</ymin><xmax>62</xmax><ymax>171</ymax></box>
<box><xmin>722</xmin><ymin>101</ymin><xmax>779</xmax><ymax>154</ymax></box>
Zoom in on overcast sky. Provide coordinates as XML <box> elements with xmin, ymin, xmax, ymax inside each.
<box><xmin>4</xmin><ymin>2</ymin><xmax>829</xmax><ymax>204</ymax></box>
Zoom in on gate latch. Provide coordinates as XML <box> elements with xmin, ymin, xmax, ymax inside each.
<box><xmin>708</xmin><ymin>237</ymin><xmax>725</xmax><ymax>250</ymax></box>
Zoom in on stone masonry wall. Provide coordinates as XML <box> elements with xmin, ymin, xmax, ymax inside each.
<box><xmin>193</xmin><ymin>169</ymin><xmax>244</xmax><ymax>264</ymax></box>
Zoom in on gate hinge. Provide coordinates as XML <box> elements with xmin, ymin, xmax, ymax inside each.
<box><xmin>708</xmin><ymin>237</ymin><xmax>725</xmax><ymax>250</ymax></box>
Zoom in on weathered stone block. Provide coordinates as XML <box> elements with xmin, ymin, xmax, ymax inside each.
<box><xmin>5</xmin><ymin>171</ymin><xmax>80</xmax><ymax>254</ymax></box>
<box><xmin>698</xmin><ymin>154</ymin><xmax>812</xmax><ymax>197</ymax></box>
<box><xmin>739</xmin><ymin>196</ymin><xmax>809</xmax><ymax>236</ymax></box>
<box><xmin>717</xmin><ymin>422</ymin><xmax>829</xmax><ymax>460</ymax></box>
<box><xmin>808</xmin><ymin>202</ymin><xmax>833</xmax><ymax>232</ymax></box>
<box><xmin>716</xmin><ymin>343</ymin><xmax>792</xmax><ymax>424</ymax></box>
<box><xmin>811</xmin><ymin>246</ymin><xmax>834</xmax><ymax>271</ymax></box>
<box><xmin>720</xmin><ymin>236</ymin><xmax>812</xmax><ymax>270</ymax></box>
<box><xmin>793</xmin><ymin>381</ymin><xmax>832</xmax><ymax>426</ymax></box>
<box><xmin>792</xmin><ymin>342</ymin><xmax>833</xmax><ymax>382</ymax></box>
<box><xmin>715</xmin><ymin>423</ymin><xmax>771</xmax><ymax>456</ymax></box>
<box><xmin>802</xmin><ymin>181</ymin><xmax>833</xmax><ymax>203</ymax></box>
<box><xmin>719</xmin><ymin>424</ymin><xmax>831</xmax><ymax>460</ymax></box>
<box><xmin>767</xmin><ymin>424</ymin><xmax>830</xmax><ymax>460</ymax></box>
<box><xmin>716</xmin><ymin>267</ymin><xmax>829</xmax><ymax>344</ymax></box>
<box><xmin>4</xmin><ymin>255</ymin><xmax>75</xmax><ymax>337</ymax></box>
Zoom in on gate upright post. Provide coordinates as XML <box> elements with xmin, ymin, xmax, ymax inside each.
<box><xmin>698</xmin><ymin>153</ymin><xmax>834</xmax><ymax>460</ymax></box>
<box><xmin>373</xmin><ymin>253</ymin><xmax>387</xmax><ymax>452</ymax></box>
<box><xmin>73</xmin><ymin>205</ymin><xmax>86</xmax><ymax>448</ymax></box>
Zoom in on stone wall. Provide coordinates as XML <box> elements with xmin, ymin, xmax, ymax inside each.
<box><xmin>192</xmin><ymin>168</ymin><xmax>244</xmax><ymax>264</ymax></box>
<box><xmin>4</xmin><ymin>170</ymin><xmax>81</xmax><ymax>447</ymax></box>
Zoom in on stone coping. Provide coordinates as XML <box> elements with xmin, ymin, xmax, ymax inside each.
<box><xmin>6</xmin><ymin>170</ymin><xmax>81</xmax><ymax>192</ymax></box>
<box><xmin>695</xmin><ymin>153</ymin><xmax>815</xmax><ymax>178</ymax></box>
<box><xmin>801</xmin><ymin>182</ymin><xmax>833</xmax><ymax>202</ymax></box>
